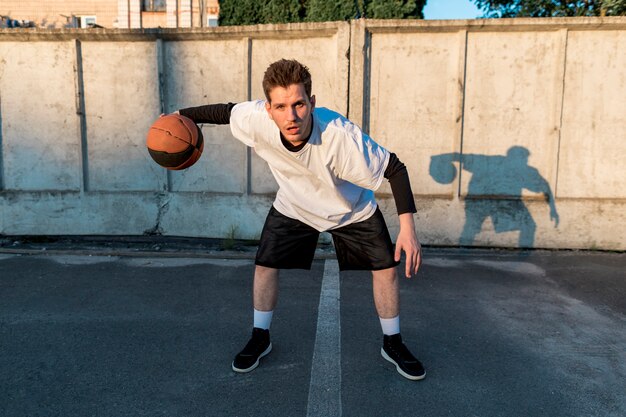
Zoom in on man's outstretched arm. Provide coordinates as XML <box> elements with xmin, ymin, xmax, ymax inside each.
<box><xmin>177</xmin><ymin>103</ymin><xmax>237</xmax><ymax>124</ymax></box>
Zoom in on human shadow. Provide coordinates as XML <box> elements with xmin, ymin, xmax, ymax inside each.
<box><xmin>429</xmin><ymin>146</ymin><xmax>559</xmax><ymax>248</ymax></box>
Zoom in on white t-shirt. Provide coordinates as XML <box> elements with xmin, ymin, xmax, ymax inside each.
<box><xmin>230</xmin><ymin>100</ymin><xmax>390</xmax><ymax>232</ymax></box>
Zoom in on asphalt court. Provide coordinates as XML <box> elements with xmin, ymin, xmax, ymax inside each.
<box><xmin>0</xmin><ymin>249</ymin><xmax>625</xmax><ymax>417</ymax></box>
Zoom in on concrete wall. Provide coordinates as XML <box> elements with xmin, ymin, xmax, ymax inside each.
<box><xmin>0</xmin><ymin>18</ymin><xmax>625</xmax><ymax>250</ymax></box>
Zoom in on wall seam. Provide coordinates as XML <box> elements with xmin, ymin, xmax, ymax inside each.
<box><xmin>344</xmin><ymin>22</ymin><xmax>352</xmax><ymax>118</ymax></box>
<box><xmin>74</xmin><ymin>39</ymin><xmax>89</xmax><ymax>192</ymax></box>
<box><xmin>335</xmin><ymin>21</ymin><xmax>352</xmax><ymax>117</ymax></box>
<box><xmin>362</xmin><ymin>28</ymin><xmax>372</xmax><ymax>134</ymax></box>
<box><xmin>555</xmin><ymin>28</ymin><xmax>569</xmax><ymax>199</ymax></box>
<box><xmin>157</xmin><ymin>38</ymin><xmax>166</xmax><ymax>115</ymax></box>
<box><xmin>457</xmin><ymin>30</ymin><xmax>469</xmax><ymax>198</ymax></box>
<box><xmin>246</xmin><ymin>37</ymin><xmax>252</xmax><ymax>196</ymax></box>
<box><xmin>347</xmin><ymin>19</ymin><xmax>363</xmax><ymax>125</ymax></box>
<box><xmin>156</xmin><ymin>37</ymin><xmax>172</xmax><ymax>192</ymax></box>
<box><xmin>0</xmin><ymin>90</ymin><xmax>4</xmax><ymax>191</ymax></box>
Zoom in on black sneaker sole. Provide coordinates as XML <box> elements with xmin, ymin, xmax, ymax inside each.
<box><xmin>381</xmin><ymin>348</ymin><xmax>426</xmax><ymax>381</ymax></box>
<box><xmin>232</xmin><ymin>343</ymin><xmax>273</xmax><ymax>373</ymax></box>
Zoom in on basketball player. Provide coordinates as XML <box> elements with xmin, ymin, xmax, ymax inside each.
<box><xmin>175</xmin><ymin>59</ymin><xmax>425</xmax><ymax>380</ymax></box>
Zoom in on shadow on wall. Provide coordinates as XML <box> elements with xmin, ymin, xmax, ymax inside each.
<box><xmin>429</xmin><ymin>146</ymin><xmax>559</xmax><ymax>248</ymax></box>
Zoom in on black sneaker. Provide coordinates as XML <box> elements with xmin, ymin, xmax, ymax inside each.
<box><xmin>232</xmin><ymin>327</ymin><xmax>272</xmax><ymax>373</ymax></box>
<box><xmin>381</xmin><ymin>334</ymin><xmax>425</xmax><ymax>381</ymax></box>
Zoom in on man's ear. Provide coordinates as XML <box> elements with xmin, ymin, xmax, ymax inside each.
<box><xmin>310</xmin><ymin>95</ymin><xmax>316</xmax><ymax>111</ymax></box>
<box><xmin>265</xmin><ymin>101</ymin><xmax>273</xmax><ymax>120</ymax></box>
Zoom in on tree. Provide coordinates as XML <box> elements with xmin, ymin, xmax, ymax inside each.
<box><xmin>473</xmin><ymin>0</ymin><xmax>625</xmax><ymax>17</ymax></box>
<box><xmin>220</xmin><ymin>0</ymin><xmax>305</xmax><ymax>25</ymax></box>
<box><xmin>601</xmin><ymin>0</ymin><xmax>626</xmax><ymax>14</ymax></box>
<box><xmin>219</xmin><ymin>0</ymin><xmax>263</xmax><ymax>25</ymax></box>
<box><xmin>261</xmin><ymin>0</ymin><xmax>307</xmax><ymax>24</ymax></box>
<box><xmin>219</xmin><ymin>0</ymin><xmax>429</xmax><ymax>26</ymax></box>
<box><xmin>306</xmin><ymin>0</ymin><xmax>359</xmax><ymax>22</ymax></box>
<box><xmin>366</xmin><ymin>0</ymin><xmax>426</xmax><ymax>19</ymax></box>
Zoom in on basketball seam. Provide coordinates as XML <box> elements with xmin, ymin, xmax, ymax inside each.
<box><xmin>175</xmin><ymin>117</ymin><xmax>201</xmax><ymax>150</ymax></box>
<box><xmin>150</xmin><ymin>126</ymin><xmax>194</xmax><ymax>147</ymax></box>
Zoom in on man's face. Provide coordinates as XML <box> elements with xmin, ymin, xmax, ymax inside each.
<box><xmin>265</xmin><ymin>83</ymin><xmax>315</xmax><ymax>146</ymax></box>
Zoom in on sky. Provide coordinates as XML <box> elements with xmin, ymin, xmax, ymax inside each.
<box><xmin>423</xmin><ymin>0</ymin><xmax>483</xmax><ymax>20</ymax></box>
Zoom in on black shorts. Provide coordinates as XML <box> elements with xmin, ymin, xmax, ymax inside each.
<box><xmin>255</xmin><ymin>206</ymin><xmax>400</xmax><ymax>271</ymax></box>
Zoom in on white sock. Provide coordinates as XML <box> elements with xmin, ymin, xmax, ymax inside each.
<box><xmin>254</xmin><ymin>309</ymin><xmax>274</xmax><ymax>330</ymax></box>
<box><xmin>379</xmin><ymin>316</ymin><xmax>400</xmax><ymax>336</ymax></box>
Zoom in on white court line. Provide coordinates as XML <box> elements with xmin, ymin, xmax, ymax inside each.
<box><xmin>306</xmin><ymin>259</ymin><xmax>342</xmax><ymax>417</ymax></box>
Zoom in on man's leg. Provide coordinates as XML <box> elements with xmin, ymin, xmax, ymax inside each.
<box><xmin>372</xmin><ymin>267</ymin><xmax>399</xmax><ymax>319</ymax></box>
<box><xmin>232</xmin><ymin>266</ymin><xmax>278</xmax><ymax>373</ymax></box>
<box><xmin>233</xmin><ymin>207</ymin><xmax>318</xmax><ymax>374</ymax></box>
<box><xmin>373</xmin><ymin>267</ymin><xmax>425</xmax><ymax>381</ymax></box>
<box><xmin>329</xmin><ymin>209</ymin><xmax>425</xmax><ymax>380</ymax></box>
<box><xmin>254</xmin><ymin>265</ymin><xmax>279</xmax><ymax>312</ymax></box>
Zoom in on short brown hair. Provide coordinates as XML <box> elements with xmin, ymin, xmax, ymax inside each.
<box><xmin>262</xmin><ymin>59</ymin><xmax>312</xmax><ymax>102</ymax></box>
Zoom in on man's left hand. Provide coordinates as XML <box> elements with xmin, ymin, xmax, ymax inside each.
<box><xmin>395</xmin><ymin>213</ymin><xmax>422</xmax><ymax>278</ymax></box>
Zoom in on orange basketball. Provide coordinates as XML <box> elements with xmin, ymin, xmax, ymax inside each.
<box><xmin>146</xmin><ymin>114</ymin><xmax>203</xmax><ymax>170</ymax></box>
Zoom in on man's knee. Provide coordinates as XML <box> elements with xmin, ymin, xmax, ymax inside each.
<box><xmin>372</xmin><ymin>267</ymin><xmax>398</xmax><ymax>282</ymax></box>
<box><xmin>255</xmin><ymin>265</ymin><xmax>279</xmax><ymax>281</ymax></box>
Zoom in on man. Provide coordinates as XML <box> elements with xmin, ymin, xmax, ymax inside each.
<box><xmin>176</xmin><ymin>59</ymin><xmax>425</xmax><ymax>381</ymax></box>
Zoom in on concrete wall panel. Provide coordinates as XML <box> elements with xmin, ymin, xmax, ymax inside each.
<box><xmin>558</xmin><ymin>30</ymin><xmax>626</xmax><ymax>198</ymax></box>
<box><xmin>164</xmin><ymin>40</ymin><xmax>248</xmax><ymax>193</ymax></box>
<box><xmin>0</xmin><ymin>190</ymin><xmax>272</xmax><ymax>240</ymax></box>
<box><xmin>379</xmin><ymin>196</ymin><xmax>626</xmax><ymax>250</ymax></box>
<box><xmin>0</xmin><ymin>41</ymin><xmax>81</xmax><ymax>191</ymax></box>
<box><xmin>81</xmin><ymin>41</ymin><xmax>162</xmax><ymax>191</ymax></box>
<box><xmin>367</xmin><ymin>31</ymin><xmax>465</xmax><ymax>197</ymax></box>
<box><xmin>159</xmin><ymin>194</ymin><xmax>273</xmax><ymax>240</ymax></box>
<box><xmin>0</xmin><ymin>192</ymin><xmax>158</xmax><ymax>236</ymax></box>
<box><xmin>462</xmin><ymin>31</ymin><xmax>564</xmax><ymax>199</ymax></box>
